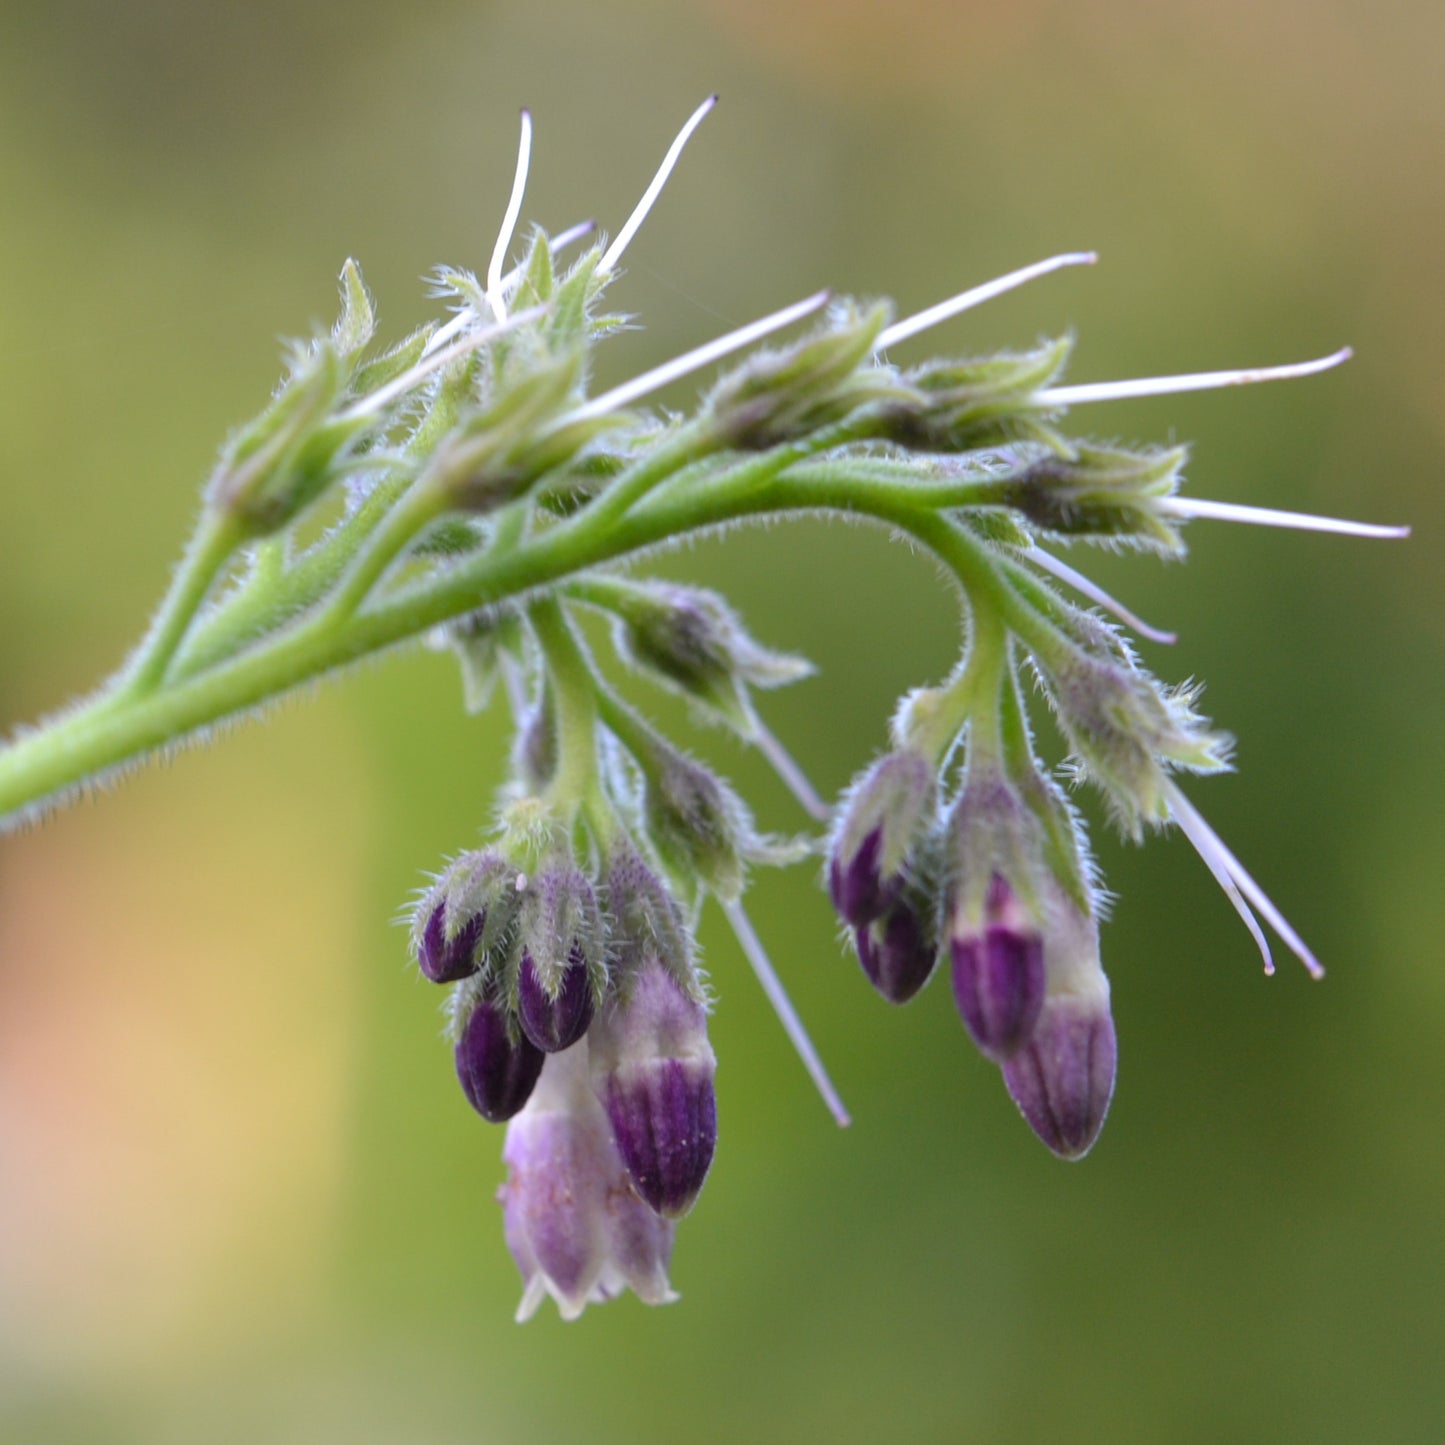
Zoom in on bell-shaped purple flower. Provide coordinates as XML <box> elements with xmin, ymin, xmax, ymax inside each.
<box><xmin>454</xmin><ymin>996</ymin><xmax>545</xmax><ymax>1123</ymax></box>
<box><xmin>501</xmin><ymin>1042</ymin><xmax>678</xmax><ymax>1322</ymax></box>
<box><xmin>828</xmin><ymin>750</ymin><xmax>936</xmax><ymax>928</ymax></box>
<box><xmin>855</xmin><ymin>899</ymin><xmax>938</xmax><ymax>1004</ymax></box>
<box><xmin>518</xmin><ymin>942</ymin><xmax>595</xmax><ymax>1052</ymax></box>
<box><xmin>590</xmin><ymin>961</ymin><xmax>717</xmax><ymax>1219</ymax></box>
<box><xmin>950</xmin><ymin>873</ymin><xmax>1046</xmax><ymax>1061</ymax></box>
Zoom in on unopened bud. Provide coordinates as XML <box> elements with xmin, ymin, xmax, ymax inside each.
<box><xmin>642</xmin><ymin>743</ymin><xmax>751</xmax><ymax>902</ymax></box>
<box><xmin>949</xmin><ymin>874</ymin><xmax>1046</xmax><ymax>1061</ymax></box>
<box><xmin>518</xmin><ymin>943</ymin><xmax>595</xmax><ymax>1052</ymax></box>
<box><xmin>1000</xmin><ymin>909</ymin><xmax>1116</xmax><ymax>1160</ymax></box>
<box><xmin>455</xmin><ymin>995</ymin><xmax>545</xmax><ymax>1123</ymax></box>
<box><xmin>995</xmin><ymin>444</ymin><xmax>1186</xmax><ymax>553</ymax></box>
<box><xmin>855</xmin><ymin>898</ymin><xmax>939</xmax><ymax>1004</ymax></box>
<box><xmin>704</xmin><ymin>300</ymin><xmax>902</xmax><ymax>450</ymax></box>
<box><xmin>891</xmin><ymin>336</ymin><xmax>1072</xmax><ymax>454</ymax></box>
<box><xmin>944</xmin><ymin>767</ymin><xmax>1096</xmax><ymax>1061</ymax></box>
<box><xmin>1003</xmin><ymin>999</ymin><xmax>1116</xmax><ymax>1159</ymax></box>
<box><xmin>1035</xmin><ymin>638</ymin><xmax>1230</xmax><ymax>833</ymax></box>
<box><xmin>597</xmin><ymin>578</ymin><xmax>812</xmax><ymax>734</ymax></box>
<box><xmin>590</xmin><ymin>961</ymin><xmax>718</xmax><ymax>1218</ymax></box>
<box><xmin>412</xmin><ymin>850</ymin><xmax>518</xmax><ymax>984</ymax></box>
<box><xmin>828</xmin><ymin>750</ymin><xmax>936</xmax><ymax>927</ymax></box>
<box><xmin>513</xmin><ymin>858</ymin><xmax>606</xmax><ymax>1051</ymax></box>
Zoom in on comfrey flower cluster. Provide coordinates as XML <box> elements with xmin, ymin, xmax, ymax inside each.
<box><xmin>0</xmin><ymin>100</ymin><xmax>1408</xmax><ymax>1320</ymax></box>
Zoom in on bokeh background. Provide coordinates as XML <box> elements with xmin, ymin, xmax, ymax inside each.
<box><xmin>1</xmin><ymin>1</ymin><xmax>1441</xmax><ymax>1441</ymax></box>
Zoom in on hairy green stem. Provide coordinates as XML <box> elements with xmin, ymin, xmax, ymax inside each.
<box><xmin>0</xmin><ymin>455</ymin><xmax>1046</xmax><ymax>829</ymax></box>
<box><xmin>116</xmin><ymin>511</ymin><xmax>245</xmax><ymax>698</ymax></box>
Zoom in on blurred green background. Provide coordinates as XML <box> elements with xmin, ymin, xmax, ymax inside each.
<box><xmin>1</xmin><ymin>1</ymin><xmax>1441</xmax><ymax>1441</ymax></box>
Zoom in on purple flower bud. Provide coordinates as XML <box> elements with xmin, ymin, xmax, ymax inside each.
<box><xmin>502</xmin><ymin>1043</ymin><xmax>678</xmax><ymax>1322</ymax></box>
<box><xmin>418</xmin><ymin>902</ymin><xmax>484</xmax><ymax>984</ymax></box>
<box><xmin>513</xmin><ymin>858</ymin><xmax>606</xmax><ymax>1051</ymax></box>
<box><xmin>518</xmin><ymin>943</ymin><xmax>595</xmax><ymax>1053</ymax></box>
<box><xmin>950</xmin><ymin>874</ymin><xmax>1046</xmax><ymax>1061</ymax></box>
<box><xmin>454</xmin><ymin>997</ymin><xmax>545</xmax><ymax>1123</ymax></box>
<box><xmin>828</xmin><ymin>750</ymin><xmax>936</xmax><ymax>928</ymax></box>
<box><xmin>591</xmin><ymin>962</ymin><xmax>717</xmax><ymax>1219</ymax></box>
<box><xmin>411</xmin><ymin>850</ymin><xmax>517</xmax><ymax>984</ymax></box>
<box><xmin>855</xmin><ymin>900</ymin><xmax>938</xmax><ymax>1004</ymax></box>
<box><xmin>1002</xmin><ymin>991</ymin><xmax>1116</xmax><ymax>1160</ymax></box>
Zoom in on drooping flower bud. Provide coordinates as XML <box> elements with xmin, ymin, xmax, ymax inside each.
<box><xmin>943</xmin><ymin>768</ymin><xmax>1085</xmax><ymax>1061</ymax></box>
<box><xmin>1032</xmin><ymin>614</ymin><xmax>1231</xmax><ymax>835</ymax></box>
<box><xmin>513</xmin><ymin>856</ymin><xmax>606</xmax><ymax>1052</ymax></box>
<box><xmin>949</xmin><ymin>873</ymin><xmax>1046</xmax><ymax>1063</ymax></box>
<box><xmin>999</xmin><ymin>892</ymin><xmax>1116</xmax><ymax>1159</ymax></box>
<box><xmin>590</xmin><ymin>960</ymin><xmax>717</xmax><ymax>1218</ymax></box>
<box><xmin>501</xmin><ymin>1041</ymin><xmax>678</xmax><ymax>1322</ymax></box>
<box><xmin>454</xmin><ymin>994</ymin><xmax>545</xmax><ymax>1123</ymax></box>
<box><xmin>412</xmin><ymin>849</ymin><xmax>519</xmax><ymax>984</ymax></box>
<box><xmin>518</xmin><ymin>942</ymin><xmax>595</xmax><ymax>1052</ymax></box>
<box><xmin>641</xmin><ymin>741</ymin><xmax>752</xmax><ymax>903</ymax></box>
<box><xmin>854</xmin><ymin>896</ymin><xmax>939</xmax><ymax>1005</ymax></box>
<box><xmin>585</xmin><ymin>576</ymin><xmax>812</xmax><ymax>735</ymax></box>
<box><xmin>828</xmin><ymin>749</ymin><xmax>936</xmax><ymax>928</ymax></box>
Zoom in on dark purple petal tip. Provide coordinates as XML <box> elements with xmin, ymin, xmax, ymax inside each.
<box><xmin>518</xmin><ymin>947</ymin><xmax>595</xmax><ymax>1053</ymax></box>
<box><xmin>455</xmin><ymin>1000</ymin><xmax>545</xmax><ymax>1123</ymax></box>
<box><xmin>950</xmin><ymin>924</ymin><xmax>1046</xmax><ymax>1061</ymax></box>
<box><xmin>1001</xmin><ymin>997</ymin><xmax>1117</xmax><ymax>1159</ymax></box>
<box><xmin>419</xmin><ymin>903</ymin><xmax>485</xmax><ymax>983</ymax></box>
<box><xmin>829</xmin><ymin>826</ymin><xmax>894</xmax><ymax>928</ymax></box>
<box><xmin>604</xmin><ymin>1060</ymin><xmax>717</xmax><ymax>1219</ymax></box>
<box><xmin>855</xmin><ymin>903</ymin><xmax>938</xmax><ymax>1004</ymax></box>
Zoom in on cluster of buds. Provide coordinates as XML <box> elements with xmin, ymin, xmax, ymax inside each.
<box><xmin>412</xmin><ymin>822</ymin><xmax>719</xmax><ymax>1319</ymax></box>
<box><xmin>828</xmin><ymin>716</ymin><xmax>1115</xmax><ymax>1157</ymax></box>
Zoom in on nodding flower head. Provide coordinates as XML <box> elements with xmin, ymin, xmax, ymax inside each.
<box><xmin>501</xmin><ymin>1041</ymin><xmax>678</xmax><ymax>1322</ymax></box>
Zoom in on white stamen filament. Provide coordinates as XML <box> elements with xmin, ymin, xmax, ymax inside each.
<box><xmin>340</xmin><ymin>307</ymin><xmax>545</xmax><ymax>421</ymax></box>
<box><xmin>750</xmin><ymin>715</ymin><xmax>833</xmax><ymax>821</ymax></box>
<box><xmin>877</xmin><ymin>252</ymin><xmax>1098</xmax><ymax>351</ymax></box>
<box><xmin>1166</xmin><ymin>789</ymin><xmax>1275</xmax><ymax>975</ymax></box>
<box><xmin>486</xmin><ymin>109</ymin><xmax>534</xmax><ymax>325</ymax></box>
<box><xmin>564</xmin><ymin>289</ymin><xmax>831</xmax><ymax>423</ymax></box>
<box><xmin>1026</xmin><ymin>547</ymin><xmax>1177</xmax><ymax>644</ymax></box>
<box><xmin>598</xmin><ymin>95</ymin><xmax>719</xmax><ymax>277</ymax></box>
<box><xmin>1036</xmin><ymin>347</ymin><xmax>1353</xmax><ymax>408</ymax></box>
<box><xmin>722</xmin><ymin>898</ymin><xmax>851</xmax><ymax>1127</ymax></box>
<box><xmin>1159</xmin><ymin>497</ymin><xmax>1411</xmax><ymax>539</ymax></box>
<box><xmin>1165</xmin><ymin>781</ymin><xmax>1324</xmax><ymax>979</ymax></box>
<box><xmin>423</xmin><ymin>220</ymin><xmax>598</xmax><ymax>358</ymax></box>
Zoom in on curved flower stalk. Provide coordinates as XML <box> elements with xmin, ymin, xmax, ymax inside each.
<box><xmin>0</xmin><ymin>101</ymin><xmax>1409</xmax><ymax>1318</ymax></box>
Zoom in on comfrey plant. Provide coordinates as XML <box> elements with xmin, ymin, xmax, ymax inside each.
<box><xmin>0</xmin><ymin>100</ymin><xmax>1408</xmax><ymax>1320</ymax></box>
